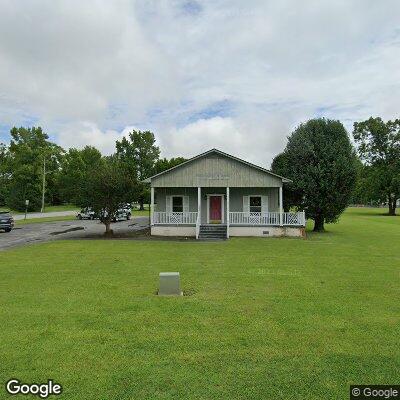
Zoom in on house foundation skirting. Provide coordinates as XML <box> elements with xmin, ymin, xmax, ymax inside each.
<box><xmin>229</xmin><ymin>226</ymin><xmax>305</xmax><ymax>237</ymax></box>
<box><xmin>151</xmin><ymin>226</ymin><xmax>196</xmax><ymax>237</ymax></box>
<box><xmin>151</xmin><ymin>225</ymin><xmax>305</xmax><ymax>238</ymax></box>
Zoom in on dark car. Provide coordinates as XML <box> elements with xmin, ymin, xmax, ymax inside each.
<box><xmin>0</xmin><ymin>211</ymin><xmax>14</xmax><ymax>232</ymax></box>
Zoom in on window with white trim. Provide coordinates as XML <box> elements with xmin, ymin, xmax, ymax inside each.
<box><xmin>172</xmin><ymin>196</ymin><xmax>183</xmax><ymax>212</ymax></box>
<box><xmin>249</xmin><ymin>196</ymin><xmax>262</xmax><ymax>213</ymax></box>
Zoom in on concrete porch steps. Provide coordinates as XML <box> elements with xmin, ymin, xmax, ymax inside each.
<box><xmin>198</xmin><ymin>224</ymin><xmax>227</xmax><ymax>240</ymax></box>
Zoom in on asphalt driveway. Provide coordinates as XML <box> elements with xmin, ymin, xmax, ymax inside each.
<box><xmin>0</xmin><ymin>217</ymin><xmax>149</xmax><ymax>251</ymax></box>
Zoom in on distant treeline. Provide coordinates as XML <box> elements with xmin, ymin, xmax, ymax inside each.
<box><xmin>0</xmin><ymin>116</ymin><xmax>399</xmax><ymax>231</ymax></box>
<box><xmin>0</xmin><ymin>127</ymin><xmax>185</xmax><ymax>212</ymax></box>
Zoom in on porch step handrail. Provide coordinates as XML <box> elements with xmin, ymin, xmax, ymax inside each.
<box><xmin>229</xmin><ymin>211</ymin><xmax>305</xmax><ymax>226</ymax></box>
<box><xmin>153</xmin><ymin>211</ymin><xmax>198</xmax><ymax>225</ymax></box>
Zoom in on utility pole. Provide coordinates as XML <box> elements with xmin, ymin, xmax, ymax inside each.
<box><xmin>41</xmin><ymin>156</ymin><xmax>46</xmax><ymax>213</ymax></box>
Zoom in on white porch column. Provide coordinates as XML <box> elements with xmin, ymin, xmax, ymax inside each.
<box><xmin>150</xmin><ymin>187</ymin><xmax>155</xmax><ymax>226</ymax></box>
<box><xmin>197</xmin><ymin>187</ymin><xmax>201</xmax><ymax>222</ymax></box>
<box><xmin>226</xmin><ymin>187</ymin><xmax>230</xmax><ymax>238</ymax></box>
<box><xmin>279</xmin><ymin>186</ymin><xmax>283</xmax><ymax>226</ymax></box>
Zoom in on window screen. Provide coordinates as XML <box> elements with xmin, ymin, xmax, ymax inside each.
<box><xmin>172</xmin><ymin>196</ymin><xmax>183</xmax><ymax>212</ymax></box>
<box><xmin>249</xmin><ymin>196</ymin><xmax>262</xmax><ymax>213</ymax></box>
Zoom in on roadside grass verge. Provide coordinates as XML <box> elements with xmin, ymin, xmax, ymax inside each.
<box><xmin>1</xmin><ymin>204</ymin><xmax>79</xmax><ymax>214</ymax></box>
<box><xmin>15</xmin><ymin>216</ymin><xmax>77</xmax><ymax>225</ymax></box>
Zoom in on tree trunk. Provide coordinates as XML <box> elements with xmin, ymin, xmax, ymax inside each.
<box><xmin>313</xmin><ymin>214</ymin><xmax>325</xmax><ymax>232</ymax></box>
<box><xmin>104</xmin><ymin>220</ymin><xmax>113</xmax><ymax>236</ymax></box>
<box><xmin>388</xmin><ymin>198</ymin><xmax>396</xmax><ymax>216</ymax></box>
<box><xmin>139</xmin><ymin>196</ymin><xmax>144</xmax><ymax>211</ymax></box>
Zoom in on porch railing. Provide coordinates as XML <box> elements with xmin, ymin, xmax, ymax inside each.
<box><xmin>229</xmin><ymin>211</ymin><xmax>305</xmax><ymax>226</ymax></box>
<box><xmin>153</xmin><ymin>211</ymin><xmax>306</xmax><ymax>226</ymax></box>
<box><xmin>153</xmin><ymin>212</ymin><xmax>198</xmax><ymax>225</ymax></box>
<box><xmin>282</xmin><ymin>211</ymin><xmax>306</xmax><ymax>226</ymax></box>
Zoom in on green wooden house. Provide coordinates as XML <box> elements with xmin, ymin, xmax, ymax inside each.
<box><xmin>145</xmin><ymin>149</ymin><xmax>305</xmax><ymax>239</ymax></box>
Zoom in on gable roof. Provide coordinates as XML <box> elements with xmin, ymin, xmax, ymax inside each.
<box><xmin>144</xmin><ymin>148</ymin><xmax>291</xmax><ymax>183</ymax></box>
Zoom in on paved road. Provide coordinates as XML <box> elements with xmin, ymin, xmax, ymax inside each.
<box><xmin>0</xmin><ymin>217</ymin><xmax>149</xmax><ymax>251</ymax></box>
<box><xmin>13</xmin><ymin>210</ymin><xmax>77</xmax><ymax>221</ymax></box>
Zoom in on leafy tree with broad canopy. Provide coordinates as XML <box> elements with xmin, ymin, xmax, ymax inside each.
<box><xmin>278</xmin><ymin>118</ymin><xmax>357</xmax><ymax>231</ymax></box>
<box><xmin>82</xmin><ymin>156</ymin><xmax>136</xmax><ymax>235</ymax></box>
<box><xmin>116</xmin><ymin>130</ymin><xmax>160</xmax><ymax>210</ymax></box>
<box><xmin>350</xmin><ymin>160</ymin><xmax>382</xmax><ymax>206</ymax></box>
<box><xmin>58</xmin><ymin>146</ymin><xmax>102</xmax><ymax>205</ymax></box>
<box><xmin>353</xmin><ymin>117</ymin><xmax>400</xmax><ymax>216</ymax></box>
<box><xmin>5</xmin><ymin>127</ymin><xmax>64</xmax><ymax>211</ymax></box>
<box><xmin>271</xmin><ymin>152</ymin><xmax>303</xmax><ymax>212</ymax></box>
<box><xmin>0</xmin><ymin>143</ymin><xmax>10</xmax><ymax>207</ymax></box>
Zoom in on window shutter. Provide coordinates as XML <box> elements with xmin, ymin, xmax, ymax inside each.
<box><xmin>183</xmin><ymin>196</ymin><xmax>189</xmax><ymax>213</ymax></box>
<box><xmin>261</xmin><ymin>196</ymin><xmax>268</xmax><ymax>214</ymax></box>
<box><xmin>166</xmin><ymin>196</ymin><xmax>172</xmax><ymax>213</ymax></box>
<box><xmin>243</xmin><ymin>196</ymin><xmax>250</xmax><ymax>215</ymax></box>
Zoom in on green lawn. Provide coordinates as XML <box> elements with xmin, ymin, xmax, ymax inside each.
<box><xmin>15</xmin><ymin>215</ymin><xmax>77</xmax><ymax>225</ymax></box>
<box><xmin>0</xmin><ymin>208</ymin><xmax>399</xmax><ymax>399</ymax></box>
<box><xmin>2</xmin><ymin>204</ymin><xmax>79</xmax><ymax>214</ymax></box>
<box><xmin>132</xmin><ymin>209</ymin><xmax>150</xmax><ymax>217</ymax></box>
<box><xmin>43</xmin><ymin>204</ymin><xmax>79</xmax><ymax>212</ymax></box>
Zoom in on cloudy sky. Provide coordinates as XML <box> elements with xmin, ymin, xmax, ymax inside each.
<box><xmin>0</xmin><ymin>0</ymin><xmax>399</xmax><ymax>166</ymax></box>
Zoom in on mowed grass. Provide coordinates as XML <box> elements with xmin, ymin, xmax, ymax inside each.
<box><xmin>2</xmin><ymin>204</ymin><xmax>79</xmax><ymax>215</ymax></box>
<box><xmin>43</xmin><ymin>205</ymin><xmax>79</xmax><ymax>213</ymax></box>
<box><xmin>15</xmin><ymin>210</ymin><xmax>147</xmax><ymax>225</ymax></box>
<box><xmin>15</xmin><ymin>216</ymin><xmax>77</xmax><ymax>225</ymax></box>
<box><xmin>0</xmin><ymin>208</ymin><xmax>399</xmax><ymax>399</ymax></box>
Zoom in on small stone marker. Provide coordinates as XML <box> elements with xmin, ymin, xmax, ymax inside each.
<box><xmin>159</xmin><ymin>272</ymin><xmax>182</xmax><ymax>296</ymax></box>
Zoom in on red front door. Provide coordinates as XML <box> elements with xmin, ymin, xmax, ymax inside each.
<box><xmin>210</xmin><ymin>196</ymin><xmax>222</xmax><ymax>223</ymax></box>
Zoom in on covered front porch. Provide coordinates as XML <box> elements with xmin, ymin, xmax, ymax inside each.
<box><xmin>150</xmin><ymin>186</ymin><xmax>306</xmax><ymax>239</ymax></box>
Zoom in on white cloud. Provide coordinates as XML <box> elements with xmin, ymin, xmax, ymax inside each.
<box><xmin>56</xmin><ymin>122</ymin><xmax>134</xmax><ymax>155</ymax></box>
<box><xmin>1</xmin><ymin>0</ymin><xmax>400</xmax><ymax>164</ymax></box>
<box><xmin>159</xmin><ymin>114</ymin><xmax>293</xmax><ymax>167</ymax></box>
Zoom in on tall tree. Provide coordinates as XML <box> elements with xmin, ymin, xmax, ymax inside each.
<box><xmin>58</xmin><ymin>146</ymin><xmax>102</xmax><ymax>205</ymax></box>
<box><xmin>6</xmin><ymin>127</ymin><xmax>63</xmax><ymax>211</ymax></box>
<box><xmin>115</xmin><ymin>130</ymin><xmax>160</xmax><ymax>210</ymax></box>
<box><xmin>0</xmin><ymin>143</ymin><xmax>10</xmax><ymax>206</ymax></box>
<box><xmin>281</xmin><ymin>118</ymin><xmax>357</xmax><ymax>231</ymax></box>
<box><xmin>82</xmin><ymin>156</ymin><xmax>136</xmax><ymax>235</ymax></box>
<box><xmin>350</xmin><ymin>160</ymin><xmax>381</xmax><ymax>206</ymax></box>
<box><xmin>353</xmin><ymin>117</ymin><xmax>400</xmax><ymax>215</ymax></box>
<box><xmin>270</xmin><ymin>152</ymin><xmax>303</xmax><ymax>212</ymax></box>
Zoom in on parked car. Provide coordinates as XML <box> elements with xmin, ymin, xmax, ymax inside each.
<box><xmin>76</xmin><ymin>207</ymin><xmax>96</xmax><ymax>220</ymax></box>
<box><xmin>121</xmin><ymin>204</ymin><xmax>132</xmax><ymax>218</ymax></box>
<box><xmin>112</xmin><ymin>208</ymin><xmax>131</xmax><ymax>222</ymax></box>
<box><xmin>99</xmin><ymin>208</ymin><xmax>131</xmax><ymax>222</ymax></box>
<box><xmin>0</xmin><ymin>211</ymin><xmax>14</xmax><ymax>232</ymax></box>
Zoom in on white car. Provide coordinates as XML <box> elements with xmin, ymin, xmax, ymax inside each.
<box><xmin>76</xmin><ymin>207</ymin><xmax>96</xmax><ymax>220</ymax></box>
<box><xmin>121</xmin><ymin>204</ymin><xmax>132</xmax><ymax>217</ymax></box>
<box><xmin>99</xmin><ymin>208</ymin><xmax>131</xmax><ymax>222</ymax></box>
<box><xmin>113</xmin><ymin>208</ymin><xmax>131</xmax><ymax>222</ymax></box>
